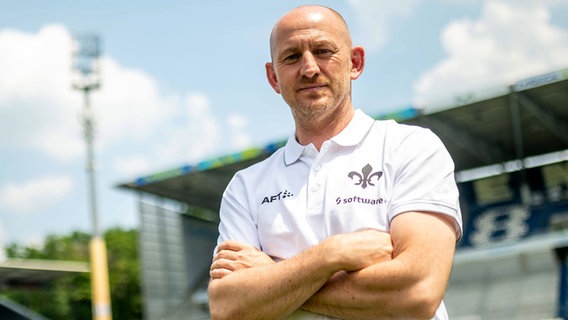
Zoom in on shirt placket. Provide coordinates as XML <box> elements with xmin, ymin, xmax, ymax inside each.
<box><xmin>306</xmin><ymin>143</ymin><xmax>330</xmax><ymax>240</ymax></box>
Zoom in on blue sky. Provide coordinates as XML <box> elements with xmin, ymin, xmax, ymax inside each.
<box><xmin>1</xmin><ymin>0</ymin><xmax>568</xmax><ymax>256</ymax></box>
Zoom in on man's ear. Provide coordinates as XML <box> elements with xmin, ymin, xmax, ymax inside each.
<box><xmin>350</xmin><ymin>46</ymin><xmax>365</xmax><ymax>80</ymax></box>
<box><xmin>265</xmin><ymin>62</ymin><xmax>281</xmax><ymax>94</ymax></box>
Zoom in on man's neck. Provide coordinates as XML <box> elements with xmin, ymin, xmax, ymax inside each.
<box><xmin>295</xmin><ymin>107</ymin><xmax>355</xmax><ymax>151</ymax></box>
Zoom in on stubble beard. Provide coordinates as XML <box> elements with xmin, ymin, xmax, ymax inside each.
<box><xmin>283</xmin><ymin>74</ymin><xmax>352</xmax><ymax>133</ymax></box>
<box><xmin>291</xmin><ymin>90</ymin><xmax>350</xmax><ymax>133</ymax></box>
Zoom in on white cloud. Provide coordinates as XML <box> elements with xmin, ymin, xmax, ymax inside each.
<box><xmin>94</xmin><ymin>57</ymin><xmax>178</xmax><ymax>146</ymax></box>
<box><xmin>0</xmin><ymin>25</ymin><xmax>84</xmax><ymax>161</ymax></box>
<box><xmin>111</xmin><ymin>92</ymin><xmax>223</xmax><ymax>177</ymax></box>
<box><xmin>155</xmin><ymin>93</ymin><xmax>221</xmax><ymax>164</ymax></box>
<box><xmin>413</xmin><ymin>0</ymin><xmax>568</xmax><ymax>107</ymax></box>
<box><xmin>0</xmin><ymin>176</ymin><xmax>73</xmax><ymax>214</ymax></box>
<box><xmin>113</xmin><ymin>154</ymin><xmax>152</xmax><ymax>178</ymax></box>
<box><xmin>347</xmin><ymin>0</ymin><xmax>422</xmax><ymax>51</ymax></box>
<box><xmin>227</xmin><ymin>114</ymin><xmax>251</xmax><ymax>150</ymax></box>
<box><xmin>0</xmin><ymin>24</ymin><xmax>224</xmax><ymax>169</ymax></box>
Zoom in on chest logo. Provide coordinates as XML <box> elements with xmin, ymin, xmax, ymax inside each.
<box><xmin>348</xmin><ymin>164</ymin><xmax>383</xmax><ymax>189</ymax></box>
<box><xmin>261</xmin><ymin>190</ymin><xmax>294</xmax><ymax>205</ymax></box>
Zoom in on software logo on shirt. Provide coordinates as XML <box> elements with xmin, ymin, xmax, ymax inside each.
<box><xmin>335</xmin><ymin>163</ymin><xmax>386</xmax><ymax>206</ymax></box>
<box><xmin>261</xmin><ymin>190</ymin><xmax>294</xmax><ymax>205</ymax></box>
<box><xmin>348</xmin><ymin>164</ymin><xmax>383</xmax><ymax>189</ymax></box>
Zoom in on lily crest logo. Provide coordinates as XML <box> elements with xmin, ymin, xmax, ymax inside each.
<box><xmin>348</xmin><ymin>164</ymin><xmax>383</xmax><ymax>189</ymax></box>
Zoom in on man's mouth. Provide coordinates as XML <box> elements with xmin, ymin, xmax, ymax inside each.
<box><xmin>298</xmin><ymin>83</ymin><xmax>327</xmax><ymax>92</ymax></box>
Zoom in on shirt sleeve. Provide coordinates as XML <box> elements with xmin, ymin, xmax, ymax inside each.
<box><xmin>387</xmin><ymin>126</ymin><xmax>463</xmax><ymax>240</ymax></box>
<box><xmin>215</xmin><ymin>172</ymin><xmax>261</xmax><ymax>254</ymax></box>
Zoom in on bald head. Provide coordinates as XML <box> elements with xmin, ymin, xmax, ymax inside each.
<box><xmin>269</xmin><ymin>5</ymin><xmax>352</xmax><ymax>60</ymax></box>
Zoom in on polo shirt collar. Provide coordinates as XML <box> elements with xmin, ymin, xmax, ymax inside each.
<box><xmin>284</xmin><ymin>132</ymin><xmax>307</xmax><ymax>165</ymax></box>
<box><xmin>283</xmin><ymin>109</ymin><xmax>375</xmax><ymax>165</ymax></box>
<box><xmin>331</xmin><ymin>109</ymin><xmax>375</xmax><ymax>147</ymax></box>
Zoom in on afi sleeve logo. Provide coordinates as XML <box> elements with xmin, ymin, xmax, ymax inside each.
<box><xmin>348</xmin><ymin>164</ymin><xmax>383</xmax><ymax>189</ymax></box>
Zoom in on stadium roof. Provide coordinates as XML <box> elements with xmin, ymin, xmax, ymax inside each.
<box><xmin>118</xmin><ymin>68</ymin><xmax>568</xmax><ymax>211</ymax></box>
<box><xmin>0</xmin><ymin>259</ymin><xmax>89</xmax><ymax>288</ymax></box>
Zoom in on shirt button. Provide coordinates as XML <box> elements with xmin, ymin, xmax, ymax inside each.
<box><xmin>314</xmin><ymin>165</ymin><xmax>321</xmax><ymax>172</ymax></box>
<box><xmin>311</xmin><ymin>183</ymin><xmax>321</xmax><ymax>192</ymax></box>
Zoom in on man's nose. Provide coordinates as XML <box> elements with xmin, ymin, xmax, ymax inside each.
<box><xmin>300</xmin><ymin>53</ymin><xmax>319</xmax><ymax>78</ymax></box>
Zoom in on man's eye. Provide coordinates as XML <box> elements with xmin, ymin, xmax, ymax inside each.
<box><xmin>315</xmin><ymin>49</ymin><xmax>332</xmax><ymax>55</ymax></box>
<box><xmin>284</xmin><ymin>53</ymin><xmax>301</xmax><ymax>61</ymax></box>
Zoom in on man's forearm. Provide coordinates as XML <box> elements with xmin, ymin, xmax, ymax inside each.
<box><xmin>301</xmin><ymin>260</ymin><xmax>421</xmax><ymax>320</ymax></box>
<box><xmin>208</xmin><ymin>230</ymin><xmax>394</xmax><ymax>320</ymax></box>
<box><xmin>302</xmin><ymin>212</ymin><xmax>457</xmax><ymax>320</ymax></box>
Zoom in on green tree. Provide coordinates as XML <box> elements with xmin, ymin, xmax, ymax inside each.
<box><xmin>105</xmin><ymin>227</ymin><xmax>142</xmax><ymax>319</ymax></box>
<box><xmin>3</xmin><ymin>227</ymin><xmax>142</xmax><ymax>319</ymax></box>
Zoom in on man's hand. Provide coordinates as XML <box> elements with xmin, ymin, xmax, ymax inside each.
<box><xmin>210</xmin><ymin>240</ymin><xmax>275</xmax><ymax>279</ymax></box>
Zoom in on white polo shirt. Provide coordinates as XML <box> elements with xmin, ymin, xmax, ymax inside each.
<box><xmin>217</xmin><ymin>109</ymin><xmax>463</xmax><ymax>320</ymax></box>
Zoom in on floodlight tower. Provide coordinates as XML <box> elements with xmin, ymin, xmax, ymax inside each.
<box><xmin>71</xmin><ymin>33</ymin><xmax>112</xmax><ymax>320</ymax></box>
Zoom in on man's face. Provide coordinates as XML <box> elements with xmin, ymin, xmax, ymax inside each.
<box><xmin>267</xmin><ymin>11</ymin><xmax>354</xmax><ymax>122</ymax></box>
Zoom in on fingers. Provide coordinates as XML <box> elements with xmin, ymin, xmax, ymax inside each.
<box><xmin>210</xmin><ymin>248</ymin><xmax>259</xmax><ymax>279</ymax></box>
<box><xmin>210</xmin><ymin>267</ymin><xmax>231</xmax><ymax>280</ymax></box>
<box><xmin>212</xmin><ymin>247</ymin><xmax>245</xmax><ymax>266</ymax></box>
<box><xmin>210</xmin><ymin>240</ymin><xmax>275</xmax><ymax>280</ymax></box>
<box><xmin>210</xmin><ymin>252</ymin><xmax>236</xmax><ymax>279</ymax></box>
<box><xmin>216</xmin><ymin>240</ymin><xmax>251</xmax><ymax>253</ymax></box>
<box><xmin>210</xmin><ymin>255</ymin><xmax>238</xmax><ymax>279</ymax></box>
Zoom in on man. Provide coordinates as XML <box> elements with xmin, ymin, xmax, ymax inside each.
<box><xmin>208</xmin><ymin>5</ymin><xmax>462</xmax><ymax>320</ymax></box>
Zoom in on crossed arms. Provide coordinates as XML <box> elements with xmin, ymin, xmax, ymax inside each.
<box><xmin>207</xmin><ymin>211</ymin><xmax>457</xmax><ymax>320</ymax></box>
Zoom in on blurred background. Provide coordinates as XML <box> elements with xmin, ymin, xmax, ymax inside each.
<box><xmin>1</xmin><ymin>0</ymin><xmax>567</xmax><ymax>319</ymax></box>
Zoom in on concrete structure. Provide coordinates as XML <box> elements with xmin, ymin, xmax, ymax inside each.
<box><xmin>0</xmin><ymin>259</ymin><xmax>89</xmax><ymax>319</ymax></box>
